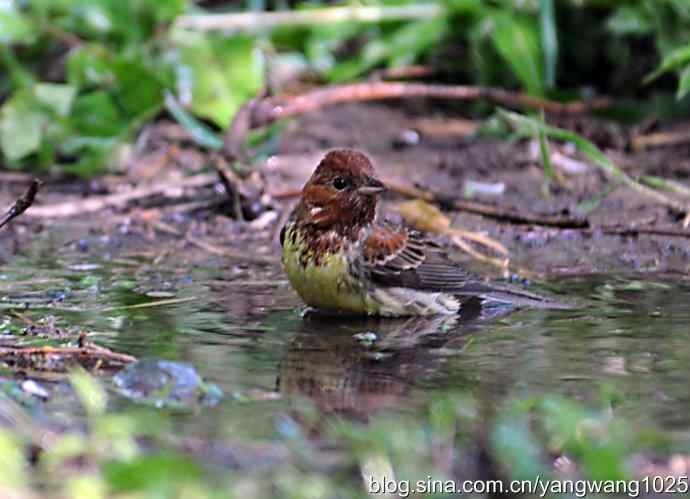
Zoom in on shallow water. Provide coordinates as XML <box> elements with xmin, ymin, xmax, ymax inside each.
<box><xmin>3</xmin><ymin>230</ymin><xmax>690</xmax><ymax>448</ymax></box>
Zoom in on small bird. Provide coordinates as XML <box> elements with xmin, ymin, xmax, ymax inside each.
<box><xmin>281</xmin><ymin>149</ymin><xmax>570</xmax><ymax>316</ymax></box>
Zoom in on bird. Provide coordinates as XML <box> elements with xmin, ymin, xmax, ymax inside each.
<box><xmin>280</xmin><ymin>149</ymin><xmax>571</xmax><ymax>317</ymax></box>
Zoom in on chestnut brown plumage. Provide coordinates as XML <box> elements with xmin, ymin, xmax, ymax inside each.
<box><xmin>281</xmin><ymin>149</ymin><xmax>570</xmax><ymax>316</ymax></box>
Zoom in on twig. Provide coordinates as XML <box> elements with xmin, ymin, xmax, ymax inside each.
<box><xmin>225</xmin><ymin>82</ymin><xmax>610</xmax><ymax>161</ymax></box>
<box><xmin>0</xmin><ymin>344</ymin><xmax>135</xmax><ymax>372</ymax></box>
<box><xmin>370</xmin><ymin>65</ymin><xmax>434</xmax><ymax>81</ymax></box>
<box><xmin>631</xmin><ymin>128</ymin><xmax>690</xmax><ymax>151</ymax></box>
<box><xmin>597</xmin><ymin>225</ymin><xmax>690</xmax><ymax>239</ymax></box>
<box><xmin>211</xmin><ymin>153</ymin><xmax>244</xmax><ymax>221</ymax></box>
<box><xmin>25</xmin><ymin>174</ymin><xmax>216</xmax><ymax>218</ymax></box>
<box><xmin>386</xmin><ymin>180</ymin><xmax>589</xmax><ymax>228</ymax></box>
<box><xmin>175</xmin><ymin>4</ymin><xmax>442</xmax><ymax>31</ymax></box>
<box><xmin>0</xmin><ymin>179</ymin><xmax>42</xmax><ymax>229</ymax></box>
<box><xmin>242</xmin><ymin>82</ymin><xmax>611</xmax><ymax>129</ymax></box>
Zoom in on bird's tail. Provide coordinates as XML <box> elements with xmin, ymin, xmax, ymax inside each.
<box><xmin>453</xmin><ymin>282</ymin><xmax>576</xmax><ymax>310</ymax></box>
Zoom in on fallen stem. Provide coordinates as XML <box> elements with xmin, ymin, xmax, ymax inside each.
<box><xmin>0</xmin><ymin>344</ymin><xmax>135</xmax><ymax>372</ymax></box>
<box><xmin>26</xmin><ymin>174</ymin><xmax>216</xmax><ymax>218</ymax></box>
<box><xmin>0</xmin><ymin>179</ymin><xmax>42</xmax><ymax>229</ymax></box>
<box><xmin>225</xmin><ymin>83</ymin><xmax>611</xmax><ymax>160</ymax></box>
<box><xmin>175</xmin><ymin>4</ymin><xmax>442</xmax><ymax>31</ymax></box>
<box><xmin>386</xmin><ymin>180</ymin><xmax>588</xmax><ymax>228</ymax></box>
<box><xmin>500</xmin><ymin>110</ymin><xmax>690</xmax><ymax>215</ymax></box>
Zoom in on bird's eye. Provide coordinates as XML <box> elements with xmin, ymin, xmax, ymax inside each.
<box><xmin>332</xmin><ymin>177</ymin><xmax>349</xmax><ymax>190</ymax></box>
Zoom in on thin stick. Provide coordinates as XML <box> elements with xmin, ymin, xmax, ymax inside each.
<box><xmin>25</xmin><ymin>174</ymin><xmax>216</xmax><ymax>218</ymax></box>
<box><xmin>0</xmin><ymin>344</ymin><xmax>136</xmax><ymax>372</ymax></box>
<box><xmin>0</xmin><ymin>179</ymin><xmax>42</xmax><ymax>229</ymax></box>
<box><xmin>176</xmin><ymin>4</ymin><xmax>442</xmax><ymax>31</ymax></box>
<box><xmin>245</xmin><ymin>82</ymin><xmax>611</xmax><ymax>129</ymax></box>
<box><xmin>385</xmin><ymin>180</ymin><xmax>589</xmax><ymax>228</ymax></box>
<box><xmin>631</xmin><ymin>128</ymin><xmax>690</xmax><ymax>151</ymax></box>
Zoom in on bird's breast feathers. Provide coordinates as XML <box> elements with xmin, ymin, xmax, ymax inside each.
<box><xmin>281</xmin><ymin>223</ymin><xmax>460</xmax><ymax>316</ymax></box>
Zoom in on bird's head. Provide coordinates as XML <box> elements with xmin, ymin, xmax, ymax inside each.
<box><xmin>297</xmin><ymin>149</ymin><xmax>386</xmax><ymax>233</ymax></box>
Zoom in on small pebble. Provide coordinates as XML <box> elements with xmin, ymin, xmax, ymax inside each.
<box><xmin>353</xmin><ymin>331</ymin><xmax>378</xmax><ymax>345</ymax></box>
<box><xmin>21</xmin><ymin>380</ymin><xmax>49</xmax><ymax>399</ymax></box>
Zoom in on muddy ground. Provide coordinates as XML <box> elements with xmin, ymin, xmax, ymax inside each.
<box><xmin>2</xmin><ymin>101</ymin><xmax>689</xmax><ymax>278</ymax></box>
<box><xmin>1</xmin><ymin>101</ymin><xmax>690</xmax><ymax>495</ymax></box>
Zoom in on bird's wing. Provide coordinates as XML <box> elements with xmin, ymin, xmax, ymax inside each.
<box><xmin>355</xmin><ymin>225</ymin><xmax>495</xmax><ymax>293</ymax></box>
<box><xmin>355</xmin><ymin>224</ymin><xmax>572</xmax><ymax>308</ymax></box>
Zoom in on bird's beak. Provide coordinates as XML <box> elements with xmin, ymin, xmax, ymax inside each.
<box><xmin>358</xmin><ymin>177</ymin><xmax>386</xmax><ymax>195</ymax></box>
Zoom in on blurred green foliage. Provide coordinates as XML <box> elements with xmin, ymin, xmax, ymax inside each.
<box><xmin>0</xmin><ymin>370</ymin><xmax>678</xmax><ymax>498</ymax></box>
<box><xmin>0</xmin><ymin>0</ymin><xmax>262</xmax><ymax>175</ymax></box>
<box><xmin>1</xmin><ymin>0</ymin><xmax>690</xmax><ymax>175</ymax></box>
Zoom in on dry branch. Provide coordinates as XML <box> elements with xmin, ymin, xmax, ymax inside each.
<box><xmin>225</xmin><ymin>82</ymin><xmax>611</xmax><ymax>160</ymax></box>
<box><xmin>25</xmin><ymin>174</ymin><xmax>216</xmax><ymax>219</ymax></box>
<box><xmin>0</xmin><ymin>344</ymin><xmax>135</xmax><ymax>373</ymax></box>
<box><xmin>175</xmin><ymin>4</ymin><xmax>442</xmax><ymax>31</ymax></box>
<box><xmin>0</xmin><ymin>179</ymin><xmax>42</xmax><ymax>229</ymax></box>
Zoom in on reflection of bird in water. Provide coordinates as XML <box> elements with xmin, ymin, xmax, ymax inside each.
<box><xmin>277</xmin><ymin>298</ymin><xmax>513</xmax><ymax>420</ymax></box>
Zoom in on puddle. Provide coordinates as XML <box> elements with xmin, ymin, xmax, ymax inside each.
<box><xmin>2</xmin><ymin>230</ymin><xmax>690</xmax><ymax>437</ymax></box>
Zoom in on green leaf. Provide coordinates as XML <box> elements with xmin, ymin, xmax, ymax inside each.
<box><xmin>0</xmin><ymin>3</ymin><xmax>36</xmax><ymax>44</ymax></box>
<box><xmin>491</xmin><ymin>415</ymin><xmax>549</xmax><ymax>481</ymax></box>
<box><xmin>606</xmin><ymin>6</ymin><xmax>653</xmax><ymax>35</ymax></box>
<box><xmin>677</xmin><ymin>64</ymin><xmax>690</xmax><ymax>99</ymax></box>
<box><xmin>176</xmin><ymin>33</ymin><xmax>264</xmax><ymax>128</ymax></box>
<box><xmin>34</xmin><ymin>83</ymin><xmax>77</xmax><ymax>117</ymax></box>
<box><xmin>0</xmin><ymin>3</ymin><xmax>35</xmax><ymax>43</ymax></box>
<box><xmin>537</xmin><ymin>111</ymin><xmax>556</xmax><ymax>194</ymax></box>
<box><xmin>539</xmin><ymin>0</ymin><xmax>557</xmax><ymax>89</ymax></box>
<box><xmin>163</xmin><ymin>92</ymin><xmax>223</xmax><ymax>150</ymax></box>
<box><xmin>645</xmin><ymin>44</ymin><xmax>690</xmax><ymax>84</ymax></box>
<box><xmin>70</xmin><ymin>369</ymin><xmax>107</xmax><ymax>417</ymax></box>
<box><xmin>0</xmin><ymin>430</ymin><xmax>26</xmax><ymax>490</ymax></box>
<box><xmin>70</xmin><ymin>91</ymin><xmax>125</xmax><ymax>137</ymax></box>
<box><xmin>66</xmin><ymin>45</ymin><xmax>115</xmax><ymax>88</ymax></box>
<box><xmin>490</xmin><ymin>11</ymin><xmax>544</xmax><ymax>96</ymax></box>
<box><xmin>328</xmin><ymin>17</ymin><xmax>447</xmax><ymax>83</ymax></box>
<box><xmin>499</xmin><ymin>109</ymin><xmax>689</xmax><ymax>213</ymax></box>
<box><xmin>111</xmin><ymin>58</ymin><xmax>164</xmax><ymax>117</ymax></box>
<box><xmin>0</xmin><ymin>91</ymin><xmax>46</xmax><ymax>162</ymax></box>
<box><xmin>104</xmin><ymin>453</ymin><xmax>203</xmax><ymax>493</ymax></box>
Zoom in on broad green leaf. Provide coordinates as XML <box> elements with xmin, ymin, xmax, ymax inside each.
<box><xmin>490</xmin><ymin>11</ymin><xmax>544</xmax><ymax>96</ymax></box>
<box><xmin>34</xmin><ymin>83</ymin><xmax>77</xmax><ymax>116</ymax></box>
<box><xmin>66</xmin><ymin>45</ymin><xmax>114</xmax><ymax>87</ymax></box>
<box><xmin>0</xmin><ymin>91</ymin><xmax>46</xmax><ymax>162</ymax></box>
<box><xmin>104</xmin><ymin>453</ymin><xmax>203</xmax><ymax>493</ymax></box>
<box><xmin>70</xmin><ymin>91</ymin><xmax>125</xmax><ymax>137</ymax></box>
<box><xmin>328</xmin><ymin>17</ymin><xmax>447</xmax><ymax>82</ymax></box>
<box><xmin>0</xmin><ymin>3</ymin><xmax>35</xmax><ymax>43</ymax></box>
<box><xmin>111</xmin><ymin>58</ymin><xmax>164</xmax><ymax>116</ymax></box>
<box><xmin>176</xmin><ymin>33</ymin><xmax>264</xmax><ymax>128</ymax></box>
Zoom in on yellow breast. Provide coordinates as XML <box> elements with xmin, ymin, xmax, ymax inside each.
<box><xmin>281</xmin><ymin>225</ymin><xmax>379</xmax><ymax>314</ymax></box>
